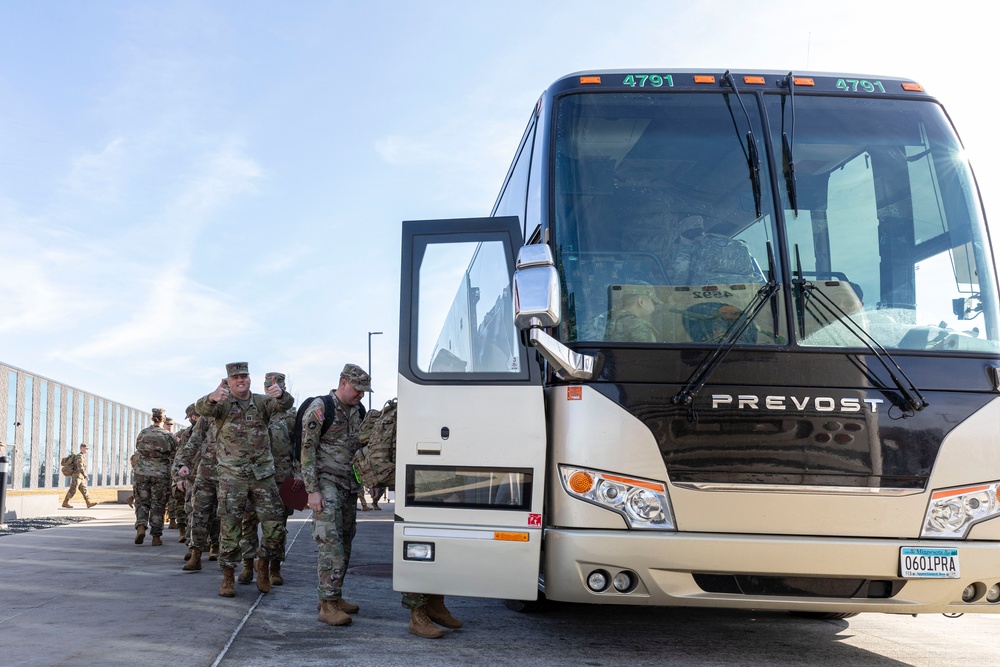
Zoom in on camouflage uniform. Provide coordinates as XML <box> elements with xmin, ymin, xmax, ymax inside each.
<box><xmin>62</xmin><ymin>448</ymin><xmax>93</xmax><ymax>507</ymax></box>
<box><xmin>302</xmin><ymin>389</ymin><xmax>364</xmax><ymax>603</ymax></box>
<box><xmin>195</xmin><ymin>377</ymin><xmax>293</xmax><ymax>570</ymax></box>
<box><xmin>134</xmin><ymin>409</ymin><xmax>176</xmax><ymax>539</ymax></box>
<box><xmin>176</xmin><ymin>415</ymin><xmax>221</xmax><ymax>554</ymax></box>
<box><xmin>608</xmin><ymin>311</ymin><xmax>659</xmax><ymax>342</ymax></box>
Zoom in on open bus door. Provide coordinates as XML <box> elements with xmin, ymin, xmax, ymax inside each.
<box><xmin>393</xmin><ymin>217</ymin><xmax>547</xmax><ymax>601</ymax></box>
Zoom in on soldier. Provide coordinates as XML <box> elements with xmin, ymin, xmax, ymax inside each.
<box><xmin>172</xmin><ymin>405</ymin><xmax>198</xmax><ymax>543</ymax></box>
<box><xmin>608</xmin><ymin>285</ymin><xmax>662</xmax><ymax>343</ymax></box>
<box><xmin>402</xmin><ymin>593</ymin><xmax>464</xmax><ymax>639</ymax></box>
<box><xmin>162</xmin><ymin>417</ymin><xmax>183</xmax><ymax>531</ymax></box>
<box><xmin>133</xmin><ymin>408</ymin><xmax>176</xmax><ymax>546</ymax></box>
<box><xmin>182</xmin><ymin>362</ymin><xmax>292</xmax><ymax>598</ymax></box>
<box><xmin>61</xmin><ymin>444</ymin><xmax>97</xmax><ymax>509</ymax></box>
<box><xmin>175</xmin><ymin>407</ymin><xmax>221</xmax><ymax>571</ymax></box>
<box><xmin>302</xmin><ymin>363</ymin><xmax>371</xmax><ymax>627</ymax></box>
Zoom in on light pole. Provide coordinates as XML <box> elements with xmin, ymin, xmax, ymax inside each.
<box><xmin>367</xmin><ymin>331</ymin><xmax>383</xmax><ymax>410</ymax></box>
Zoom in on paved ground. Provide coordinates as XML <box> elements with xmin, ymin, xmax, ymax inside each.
<box><xmin>2</xmin><ymin>500</ymin><xmax>998</xmax><ymax>667</ymax></box>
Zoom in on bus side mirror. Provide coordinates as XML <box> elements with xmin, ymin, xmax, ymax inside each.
<box><xmin>513</xmin><ymin>245</ymin><xmax>561</xmax><ymax>329</ymax></box>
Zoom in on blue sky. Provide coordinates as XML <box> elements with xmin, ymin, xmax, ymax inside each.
<box><xmin>1</xmin><ymin>1</ymin><xmax>996</xmax><ymax>420</ymax></box>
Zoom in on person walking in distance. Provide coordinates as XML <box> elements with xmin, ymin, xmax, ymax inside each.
<box><xmin>62</xmin><ymin>444</ymin><xmax>97</xmax><ymax>509</ymax></box>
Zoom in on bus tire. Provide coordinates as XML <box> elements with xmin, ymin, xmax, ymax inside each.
<box><xmin>504</xmin><ymin>594</ymin><xmax>549</xmax><ymax>613</ymax></box>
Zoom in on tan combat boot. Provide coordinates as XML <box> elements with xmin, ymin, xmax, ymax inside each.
<box><xmin>169</xmin><ymin>518</ymin><xmax>177</xmax><ymax>530</ymax></box>
<box><xmin>409</xmin><ymin>606</ymin><xmax>445</xmax><ymax>638</ymax></box>
<box><xmin>336</xmin><ymin>599</ymin><xmax>360</xmax><ymax>614</ymax></box>
<box><xmin>134</xmin><ymin>526</ymin><xmax>146</xmax><ymax>544</ymax></box>
<box><xmin>208</xmin><ymin>544</ymin><xmax>219</xmax><ymax>561</ymax></box>
<box><xmin>219</xmin><ymin>567</ymin><xmax>236</xmax><ymax>597</ymax></box>
<box><xmin>62</xmin><ymin>501</ymin><xmax>73</xmax><ymax>509</ymax></box>
<box><xmin>255</xmin><ymin>559</ymin><xmax>271</xmax><ymax>593</ymax></box>
<box><xmin>372</xmin><ymin>502</ymin><xmax>381</xmax><ymax>510</ymax></box>
<box><xmin>86</xmin><ymin>500</ymin><xmax>98</xmax><ymax>508</ymax></box>
<box><xmin>360</xmin><ymin>500</ymin><xmax>371</xmax><ymax>511</ymax></box>
<box><xmin>269</xmin><ymin>559</ymin><xmax>284</xmax><ymax>586</ymax></box>
<box><xmin>182</xmin><ymin>548</ymin><xmax>202</xmax><ymax>571</ymax></box>
<box><xmin>425</xmin><ymin>595</ymin><xmax>463</xmax><ymax>628</ymax></box>
<box><xmin>151</xmin><ymin>534</ymin><xmax>163</xmax><ymax>546</ymax></box>
<box><xmin>238</xmin><ymin>559</ymin><xmax>254</xmax><ymax>585</ymax></box>
<box><xmin>177</xmin><ymin>523</ymin><xmax>187</xmax><ymax>541</ymax></box>
<box><xmin>318</xmin><ymin>599</ymin><xmax>352</xmax><ymax>626</ymax></box>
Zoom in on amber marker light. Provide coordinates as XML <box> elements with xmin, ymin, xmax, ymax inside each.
<box><xmin>494</xmin><ymin>531</ymin><xmax>530</xmax><ymax>542</ymax></box>
<box><xmin>931</xmin><ymin>484</ymin><xmax>991</xmax><ymax>500</ymax></box>
<box><xmin>568</xmin><ymin>470</ymin><xmax>595</xmax><ymax>493</ymax></box>
<box><xmin>580</xmin><ymin>76</ymin><xmax>602</xmax><ymax>85</ymax></box>
<box><xmin>743</xmin><ymin>75</ymin><xmax>766</xmax><ymax>85</ymax></box>
<box><xmin>603</xmin><ymin>473</ymin><xmax>666</xmax><ymax>492</ymax></box>
<box><xmin>792</xmin><ymin>77</ymin><xmax>815</xmax><ymax>86</ymax></box>
<box><xmin>693</xmin><ymin>75</ymin><xmax>716</xmax><ymax>84</ymax></box>
<box><xmin>901</xmin><ymin>82</ymin><xmax>924</xmax><ymax>92</ymax></box>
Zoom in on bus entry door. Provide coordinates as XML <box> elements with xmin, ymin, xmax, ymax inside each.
<box><xmin>393</xmin><ymin>217</ymin><xmax>547</xmax><ymax>601</ymax></box>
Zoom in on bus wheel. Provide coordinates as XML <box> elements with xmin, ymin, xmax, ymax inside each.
<box><xmin>788</xmin><ymin>611</ymin><xmax>859</xmax><ymax>620</ymax></box>
<box><xmin>504</xmin><ymin>594</ymin><xmax>549</xmax><ymax>613</ymax></box>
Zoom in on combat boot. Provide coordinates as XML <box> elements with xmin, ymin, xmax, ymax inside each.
<box><xmin>269</xmin><ymin>559</ymin><xmax>284</xmax><ymax>586</ymax></box>
<box><xmin>169</xmin><ymin>518</ymin><xmax>177</xmax><ymax>529</ymax></box>
<box><xmin>360</xmin><ymin>500</ymin><xmax>371</xmax><ymax>511</ymax></box>
<box><xmin>318</xmin><ymin>599</ymin><xmax>352</xmax><ymax>626</ymax></box>
<box><xmin>134</xmin><ymin>526</ymin><xmax>146</xmax><ymax>544</ymax></box>
<box><xmin>86</xmin><ymin>500</ymin><xmax>98</xmax><ymax>508</ymax></box>
<box><xmin>219</xmin><ymin>567</ymin><xmax>236</xmax><ymax>597</ymax></box>
<box><xmin>208</xmin><ymin>544</ymin><xmax>219</xmax><ymax>561</ymax></box>
<box><xmin>336</xmin><ymin>599</ymin><xmax>360</xmax><ymax>614</ymax></box>
<box><xmin>62</xmin><ymin>501</ymin><xmax>73</xmax><ymax>509</ymax></box>
<box><xmin>255</xmin><ymin>559</ymin><xmax>271</xmax><ymax>593</ymax></box>
<box><xmin>425</xmin><ymin>595</ymin><xmax>463</xmax><ymax>628</ymax></box>
<box><xmin>126</xmin><ymin>495</ymin><xmax>134</xmax><ymax>508</ymax></box>
<box><xmin>177</xmin><ymin>523</ymin><xmax>187</xmax><ymax>541</ymax></box>
<box><xmin>182</xmin><ymin>548</ymin><xmax>202</xmax><ymax>571</ymax></box>
<box><xmin>372</xmin><ymin>502</ymin><xmax>381</xmax><ymax>510</ymax></box>
<box><xmin>184</xmin><ymin>548</ymin><xmax>193</xmax><ymax>561</ymax></box>
<box><xmin>151</xmin><ymin>535</ymin><xmax>163</xmax><ymax>546</ymax></box>
<box><xmin>409</xmin><ymin>606</ymin><xmax>445</xmax><ymax>638</ymax></box>
<box><xmin>238</xmin><ymin>559</ymin><xmax>254</xmax><ymax>585</ymax></box>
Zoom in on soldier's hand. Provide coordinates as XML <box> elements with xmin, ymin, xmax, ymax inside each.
<box><xmin>308</xmin><ymin>491</ymin><xmax>324</xmax><ymax>513</ymax></box>
<box><xmin>178</xmin><ymin>465</ymin><xmax>189</xmax><ymax>478</ymax></box>
<box><xmin>177</xmin><ymin>479</ymin><xmax>188</xmax><ymax>493</ymax></box>
<box><xmin>209</xmin><ymin>380</ymin><xmax>230</xmax><ymax>403</ymax></box>
<box><xmin>265</xmin><ymin>381</ymin><xmax>283</xmax><ymax>398</ymax></box>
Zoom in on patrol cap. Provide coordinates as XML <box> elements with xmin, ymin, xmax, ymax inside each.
<box><xmin>264</xmin><ymin>372</ymin><xmax>286</xmax><ymax>389</ymax></box>
<box><xmin>165</xmin><ymin>417</ymin><xmax>174</xmax><ymax>426</ymax></box>
<box><xmin>226</xmin><ymin>361</ymin><xmax>249</xmax><ymax>377</ymax></box>
<box><xmin>341</xmin><ymin>364</ymin><xmax>373</xmax><ymax>393</ymax></box>
<box><xmin>620</xmin><ymin>285</ymin><xmax>663</xmax><ymax>305</ymax></box>
<box><xmin>185</xmin><ymin>403</ymin><xmax>197</xmax><ymax>418</ymax></box>
<box><xmin>676</xmin><ymin>214</ymin><xmax>705</xmax><ymax>239</ymax></box>
<box><xmin>151</xmin><ymin>407</ymin><xmax>166</xmax><ymax>418</ymax></box>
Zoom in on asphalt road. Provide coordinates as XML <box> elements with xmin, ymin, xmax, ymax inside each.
<box><xmin>1</xmin><ymin>502</ymin><xmax>997</xmax><ymax>666</ymax></box>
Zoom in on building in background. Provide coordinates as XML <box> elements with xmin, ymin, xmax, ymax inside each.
<box><xmin>1</xmin><ymin>362</ymin><xmax>148</xmax><ymax>491</ymax></box>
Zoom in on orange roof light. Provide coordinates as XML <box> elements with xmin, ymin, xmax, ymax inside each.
<box><xmin>792</xmin><ymin>77</ymin><xmax>815</xmax><ymax>86</ymax></box>
<box><xmin>693</xmin><ymin>75</ymin><xmax>716</xmax><ymax>84</ymax></box>
<box><xmin>743</xmin><ymin>75</ymin><xmax>766</xmax><ymax>85</ymax></box>
<box><xmin>579</xmin><ymin>76</ymin><xmax>602</xmax><ymax>85</ymax></box>
<box><xmin>901</xmin><ymin>82</ymin><xmax>924</xmax><ymax>92</ymax></box>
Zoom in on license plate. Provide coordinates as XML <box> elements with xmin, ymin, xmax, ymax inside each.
<box><xmin>900</xmin><ymin>547</ymin><xmax>960</xmax><ymax>579</ymax></box>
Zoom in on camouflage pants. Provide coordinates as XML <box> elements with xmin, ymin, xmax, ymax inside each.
<box><xmin>167</xmin><ymin>482</ymin><xmax>186</xmax><ymax>525</ymax></box>
<box><xmin>312</xmin><ymin>479</ymin><xmax>357</xmax><ymax>601</ymax></box>
<box><xmin>239</xmin><ymin>480</ymin><xmax>290</xmax><ymax>559</ymax></box>
<box><xmin>402</xmin><ymin>593</ymin><xmax>443</xmax><ymax>610</ymax></box>
<box><xmin>189</xmin><ymin>476</ymin><xmax>221</xmax><ymax>551</ymax></box>
<box><xmin>63</xmin><ymin>475</ymin><xmax>91</xmax><ymax>503</ymax></box>
<box><xmin>134</xmin><ymin>474</ymin><xmax>171</xmax><ymax>536</ymax></box>
<box><xmin>217</xmin><ymin>476</ymin><xmax>284</xmax><ymax>569</ymax></box>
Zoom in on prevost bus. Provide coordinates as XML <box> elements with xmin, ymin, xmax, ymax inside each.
<box><xmin>393</xmin><ymin>69</ymin><xmax>1000</xmax><ymax>616</ymax></box>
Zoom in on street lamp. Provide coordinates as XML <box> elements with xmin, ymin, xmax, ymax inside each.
<box><xmin>367</xmin><ymin>331</ymin><xmax>383</xmax><ymax>410</ymax></box>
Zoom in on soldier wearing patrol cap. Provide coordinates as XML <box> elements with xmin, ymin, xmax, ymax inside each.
<box><xmin>609</xmin><ymin>284</ymin><xmax>663</xmax><ymax>343</ymax></box>
<box><xmin>301</xmin><ymin>363</ymin><xmax>372</xmax><ymax>627</ymax></box>
<box><xmin>183</xmin><ymin>361</ymin><xmax>292</xmax><ymax>598</ymax></box>
<box><xmin>133</xmin><ymin>408</ymin><xmax>177</xmax><ymax>546</ymax></box>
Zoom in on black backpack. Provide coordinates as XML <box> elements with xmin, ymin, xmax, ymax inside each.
<box><xmin>291</xmin><ymin>395</ymin><xmax>366</xmax><ymax>461</ymax></box>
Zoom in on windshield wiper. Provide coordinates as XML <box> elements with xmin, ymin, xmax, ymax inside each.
<box><xmin>780</xmin><ymin>72</ymin><xmax>799</xmax><ymax>215</ymax></box>
<box><xmin>673</xmin><ymin>243</ymin><xmax>780</xmax><ymax>418</ymax></box>
<box><xmin>722</xmin><ymin>70</ymin><xmax>762</xmax><ymax>218</ymax></box>
<box><xmin>793</xmin><ymin>278</ymin><xmax>929</xmax><ymax>414</ymax></box>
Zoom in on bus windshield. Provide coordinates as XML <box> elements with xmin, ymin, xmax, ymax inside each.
<box><xmin>553</xmin><ymin>90</ymin><xmax>1000</xmax><ymax>353</ymax></box>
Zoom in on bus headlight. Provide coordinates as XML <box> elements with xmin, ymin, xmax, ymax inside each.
<box><xmin>920</xmin><ymin>482</ymin><xmax>1000</xmax><ymax>538</ymax></box>
<box><xmin>560</xmin><ymin>465</ymin><xmax>675</xmax><ymax>530</ymax></box>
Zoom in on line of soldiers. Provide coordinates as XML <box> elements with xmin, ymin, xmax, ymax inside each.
<box><xmin>129</xmin><ymin>361</ymin><xmax>461</xmax><ymax>639</ymax></box>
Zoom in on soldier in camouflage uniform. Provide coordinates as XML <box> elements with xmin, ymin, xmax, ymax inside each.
<box><xmin>162</xmin><ymin>417</ymin><xmax>184</xmax><ymax>531</ymax></box>
<box><xmin>608</xmin><ymin>285</ymin><xmax>662</xmax><ymax>343</ymax></box>
<box><xmin>133</xmin><ymin>408</ymin><xmax>176</xmax><ymax>546</ymax></box>
<box><xmin>184</xmin><ymin>362</ymin><xmax>292</xmax><ymax>598</ymax></box>
<box><xmin>61</xmin><ymin>443</ymin><xmax>97</xmax><ymax>509</ymax></box>
<box><xmin>173</xmin><ymin>405</ymin><xmax>198</xmax><ymax>544</ymax></box>
<box><xmin>238</xmin><ymin>371</ymin><xmax>299</xmax><ymax>587</ymax></box>
<box><xmin>175</xmin><ymin>406</ymin><xmax>221</xmax><ymax>571</ymax></box>
<box><xmin>302</xmin><ymin>363</ymin><xmax>371</xmax><ymax>627</ymax></box>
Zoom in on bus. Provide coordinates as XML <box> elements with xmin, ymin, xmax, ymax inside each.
<box><xmin>393</xmin><ymin>69</ymin><xmax>1000</xmax><ymax>616</ymax></box>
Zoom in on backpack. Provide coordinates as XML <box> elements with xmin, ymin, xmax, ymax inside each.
<box><xmin>351</xmin><ymin>398</ymin><xmax>398</xmax><ymax>489</ymax></box>
<box><xmin>60</xmin><ymin>454</ymin><xmax>76</xmax><ymax>477</ymax></box>
<box><xmin>291</xmin><ymin>394</ymin><xmax>366</xmax><ymax>462</ymax></box>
